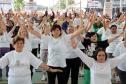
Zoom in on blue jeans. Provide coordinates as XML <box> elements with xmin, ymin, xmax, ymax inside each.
<box><xmin>0</xmin><ymin>47</ymin><xmax>10</xmax><ymax>78</ymax></box>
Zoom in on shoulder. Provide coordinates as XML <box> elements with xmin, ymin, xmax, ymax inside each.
<box><xmin>5</xmin><ymin>50</ymin><xmax>14</xmax><ymax>55</ymax></box>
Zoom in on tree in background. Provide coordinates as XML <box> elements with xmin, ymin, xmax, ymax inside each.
<box><xmin>13</xmin><ymin>0</ymin><xmax>25</xmax><ymax>11</ymax></box>
<box><xmin>55</xmin><ymin>0</ymin><xmax>74</xmax><ymax>9</ymax></box>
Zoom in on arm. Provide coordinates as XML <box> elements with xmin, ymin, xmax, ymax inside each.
<box><xmin>75</xmin><ymin>48</ymin><xmax>94</xmax><ymax>68</ymax></box>
<box><xmin>108</xmin><ymin>32</ymin><xmax>123</xmax><ymax>43</ymax></box>
<box><xmin>9</xmin><ymin>14</ymin><xmax>19</xmax><ymax>34</ymax></box>
<box><xmin>0</xmin><ymin>19</ymin><xmax>6</xmax><ymax>33</ymax></box>
<box><xmin>29</xmin><ymin>52</ymin><xmax>62</xmax><ymax>72</ymax></box>
<box><xmin>110</xmin><ymin>53</ymin><xmax>126</xmax><ymax>69</ymax></box>
<box><xmin>70</xmin><ymin>38</ymin><xmax>77</xmax><ymax>49</ymax></box>
<box><xmin>27</xmin><ymin>21</ymin><xmax>41</xmax><ymax>39</ymax></box>
<box><xmin>70</xmin><ymin>11</ymin><xmax>86</xmax><ymax>38</ymax></box>
<box><xmin>85</xmin><ymin>12</ymin><xmax>96</xmax><ymax>32</ymax></box>
<box><xmin>0</xmin><ymin>53</ymin><xmax>9</xmax><ymax>69</ymax></box>
<box><xmin>39</xmin><ymin>63</ymin><xmax>62</xmax><ymax>72</ymax></box>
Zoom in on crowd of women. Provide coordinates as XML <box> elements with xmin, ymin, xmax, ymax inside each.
<box><xmin>0</xmin><ymin>9</ymin><xmax>126</xmax><ymax>84</ymax></box>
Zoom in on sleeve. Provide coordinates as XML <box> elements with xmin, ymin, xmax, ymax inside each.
<box><xmin>75</xmin><ymin>48</ymin><xmax>94</xmax><ymax>68</ymax></box>
<box><xmin>110</xmin><ymin>53</ymin><xmax>126</xmax><ymax>69</ymax></box>
<box><xmin>97</xmin><ymin>27</ymin><xmax>103</xmax><ymax>35</ymax></box>
<box><xmin>4</xmin><ymin>32</ymin><xmax>12</xmax><ymax>43</ymax></box>
<box><xmin>0</xmin><ymin>53</ymin><xmax>9</xmax><ymax>69</ymax></box>
<box><xmin>112</xmin><ymin>43</ymin><xmax>121</xmax><ymax>57</ymax></box>
<box><xmin>64</xmin><ymin>34</ymin><xmax>72</xmax><ymax>41</ymax></box>
<box><xmin>29</xmin><ymin>52</ymin><xmax>43</xmax><ymax>69</ymax></box>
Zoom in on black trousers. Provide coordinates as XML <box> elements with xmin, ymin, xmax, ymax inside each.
<box><xmin>31</xmin><ymin>48</ymin><xmax>38</xmax><ymax>78</ymax></box>
<box><xmin>64</xmin><ymin>57</ymin><xmax>81</xmax><ymax>84</ymax></box>
<box><xmin>47</xmin><ymin>66</ymin><xmax>66</xmax><ymax>84</ymax></box>
<box><xmin>117</xmin><ymin>68</ymin><xmax>126</xmax><ymax>84</ymax></box>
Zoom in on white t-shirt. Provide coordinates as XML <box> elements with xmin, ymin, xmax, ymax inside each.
<box><xmin>47</xmin><ymin>34</ymin><xmax>71</xmax><ymax>67</ymax></box>
<box><xmin>76</xmin><ymin>36</ymin><xmax>85</xmax><ymax>49</ymax></box>
<box><xmin>73</xmin><ymin>18</ymin><xmax>81</xmax><ymax>26</ymax></box>
<box><xmin>113</xmin><ymin>41</ymin><xmax>126</xmax><ymax>71</ymax></box>
<box><xmin>40</xmin><ymin>34</ymin><xmax>49</xmax><ymax>49</ymax></box>
<box><xmin>65</xmin><ymin>38</ymin><xmax>78</xmax><ymax>59</ymax></box>
<box><xmin>0</xmin><ymin>50</ymin><xmax>42</xmax><ymax>84</ymax></box>
<box><xmin>23</xmin><ymin>38</ymin><xmax>32</xmax><ymax>52</ymax></box>
<box><xmin>106</xmin><ymin>33</ymin><xmax>122</xmax><ymax>53</ymax></box>
<box><xmin>97</xmin><ymin>27</ymin><xmax>111</xmax><ymax>41</ymax></box>
<box><xmin>29</xmin><ymin>33</ymin><xmax>40</xmax><ymax>49</ymax></box>
<box><xmin>76</xmin><ymin>48</ymin><xmax>126</xmax><ymax>84</ymax></box>
<box><xmin>0</xmin><ymin>32</ymin><xmax>10</xmax><ymax>48</ymax></box>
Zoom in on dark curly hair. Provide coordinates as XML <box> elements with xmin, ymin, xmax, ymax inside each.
<box><xmin>93</xmin><ymin>48</ymin><xmax>108</xmax><ymax>61</ymax></box>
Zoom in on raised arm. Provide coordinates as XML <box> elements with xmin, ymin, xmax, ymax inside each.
<box><xmin>110</xmin><ymin>52</ymin><xmax>126</xmax><ymax>69</ymax></box>
<box><xmin>8</xmin><ymin>14</ymin><xmax>19</xmax><ymax>34</ymax></box>
<box><xmin>27</xmin><ymin>20</ymin><xmax>41</xmax><ymax>39</ymax></box>
<box><xmin>75</xmin><ymin>48</ymin><xmax>94</xmax><ymax>68</ymax></box>
<box><xmin>71</xmin><ymin>11</ymin><xmax>85</xmax><ymax>38</ymax></box>
<box><xmin>85</xmin><ymin>12</ymin><xmax>96</xmax><ymax>32</ymax></box>
<box><xmin>108</xmin><ymin>32</ymin><xmax>123</xmax><ymax>43</ymax></box>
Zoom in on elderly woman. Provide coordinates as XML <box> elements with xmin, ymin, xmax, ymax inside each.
<box><xmin>0</xmin><ymin>36</ymin><xmax>61</xmax><ymax>84</ymax></box>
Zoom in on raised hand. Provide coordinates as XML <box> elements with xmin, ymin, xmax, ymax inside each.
<box><xmin>13</xmin><ymin>13</ymin><xmax>19</xmax><ymax>25</ymax></box>
<box><xmin>0</xmin><ymin>20</ymin><xmax>6</xmax><ymax>32</ymax></box>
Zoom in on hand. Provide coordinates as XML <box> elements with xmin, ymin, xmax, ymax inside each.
<box><xmin>0</xmin><ymin>20</ymin><xmax>6</xmax><ymax>32</ymax></box>
<box><xmin>49</xmin><ymin>68</ymin><xmax>63</xmax><ymax>73</ymax></box>
<box><xmin>13</xmin><ymin>14</ymin><xmax>19</xmax><ymax>25</ymax></box>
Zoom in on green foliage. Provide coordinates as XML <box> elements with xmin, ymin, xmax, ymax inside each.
<box><xmin>60</xmin><ymin>0</ymin><xmax>66</xmax><ymax>9</ymax></box>
<box><xmin>68</xmin><ymin>0</ymin><xmax>74</xmax><ymax>5</ymax></box>
<box><xmin>13</xmin><ymin>0</ymin><xmax>25</xmax><ymax>11</ymax></box>
<box><xmin>55</xmin><ymin>0</ymin><xmax>75</xmax><ymax>9</ymax></box>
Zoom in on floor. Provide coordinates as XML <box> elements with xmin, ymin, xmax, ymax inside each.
<box><xmin>0</xmin><ymin>69</ymin><xmax>83</xmax><ymax>84</ymax></box>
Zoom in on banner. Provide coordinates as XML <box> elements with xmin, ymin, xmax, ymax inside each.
<box><xmin>0</xmin><ymin>0</ymin><xmax>12</xmax><ymax>12</ymax></box>
<box><xmin>103</xmin><ymin>0</ymin><xmax>112</xmax><ymax>18</ymax></box>
<box><xmin>87</xmin><ymin>0</ymin><xmax>102</xmax><ymax>8</ymax></box>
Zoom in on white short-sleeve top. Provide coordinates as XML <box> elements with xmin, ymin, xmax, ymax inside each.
<box><xmin>0</xmin><ymin>32</ymin><xmax>10</xmax><ymax>48</ymax></box>
<box><xmin>23</xmin><ymin>38</ymin><xmax>32</xmax><ymax>52</ymax></box>
<box><xmin>0</xmin><ymin>50</ymin><xmax>42</xmax><ymax>77</ymax></box>
<box><xmin>113</xmin><ymin>41</ymin><xmax>126</xmax><ymax>71</ymax></box>
<box><xmin>47</xmin><ymin>34</ymin><xmax>71</xmax><ymax>67</ymax></box>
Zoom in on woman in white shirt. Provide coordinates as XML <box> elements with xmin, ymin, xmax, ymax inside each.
<box><xmin>0</xmin><ymin>20</ymin><xmax>11</xmax><ymax>80</ymax></box>
<box><xmin>76</xmin><ymin>47</ymin><xmax>126</xmax><ymax>84</ymax></box>
<box><xmin>28</xmin><ymin>22</ymin><xmax>85</xmax><ymax>84</ymax></box>
<box><xmin>64</xmin><ymin>27</ymin><xmax>81</xmax><ymax>84</ymax></box>
<box><xmin>0</xmin><ymin>36</ymin><xmax>62</xmax><ymax>84</ymax></box>
<box><xmin>113</xmin><ymin>31</ymin><xmax>126</xmax><ymax>84</ymax></box>
<box><xmin>40</xmin><ymin>23</ymin><xmax>50</xmax><ymax>80</ymax></box>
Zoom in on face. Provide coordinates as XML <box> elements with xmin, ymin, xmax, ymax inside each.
<box><xmin>14</xmin><ymin>40</ymin><xmax>24</xmax><ymax>52</ymax></box>
<box><xmin>97</xmin><ymin>51</ymin><xmax>106</xmax><ymax>63</ymax></box>
<box><xmin>105</xmin><ymin>19</ymin><xmax>110</xmax><ymax>26</ymax></box>
<box><xmin>91</xmin><ymin>34</ymin><xmax>97</xmax><ymax>42</ymax></box>
<box><xmin>67</xmin><ymin>28</ymin><xmax>74</xmax><ymax>34</ymax></box>
<box><xmin>42</xmin><ymin>25</ymin><xmax>50</xmax><ymax>34</ymax></box>
<box><xmin>51</xmin><ymin>28</ymin><xmax>61</xmax><ymax>38</ymax></box>
<box><xmin>19</xmin><ymin>28</ymin><xmax>27</xmax><ymax>38</ymax></box>
<box><xmin>110</xmin><ymin>27</ymin><xmax>117</xmax><ymax>34</ymax></box>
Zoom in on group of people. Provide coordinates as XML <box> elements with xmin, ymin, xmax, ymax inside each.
<box><xmin>0</xmin><ymin>8</ymin><xmax>126</xmax><ymax>84</ymax></box>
